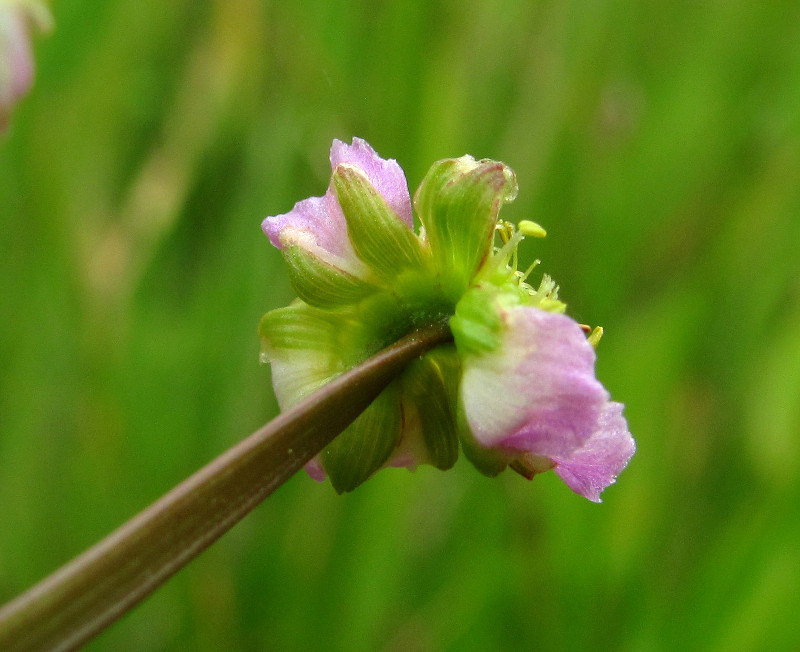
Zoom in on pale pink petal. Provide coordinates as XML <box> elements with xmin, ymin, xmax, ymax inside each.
<box><xmin>553</xmin><ymin>401</ymin><xmax>636</xmax><ymax>502</ymax></box>
<box><xmin>262</xmin><ymin>138</ymin><xmax>414</xmax><ymax>277</ymax></box>
<box><xmin>304</xmin><ymin>457</ymin><xmax>326</xmax><ymax>482</ymax></box>
<box><xmin>263</xmin><ymin>191</ymin><xmax>352</xmax><ymax>259</ymax></box>
<box><xmin>330</xmin><ymin>137</ymin><xmax>413</xmax><ymax>228</ymax></box>
<box><xmin>461</xmin><ymin>303</ymin><xmax>635</xmax><ymax>501</ymax></box>
<box><xmin>462</xmin><ymin>306</ymin><xmax>609</xmax><ymax>458</ymax></box>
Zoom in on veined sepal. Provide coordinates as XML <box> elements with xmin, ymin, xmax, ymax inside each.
<box><xmin>414</xmin><ymin>156</ymin><xmax>518</xmax><ymax>302</ymax></box>
<box><xmin>321</xmin><ymin>382</ymin><xmax>404</xmax><ymax>493</ymax></box>
<box><xmin>258</xmin><ymin>301</ymin><xmax>376</xmax><ymax>408</ymax></box>
<box><xmin>398</xmin><ymin>346</ymin><xmax>460</xmax><ymax>471</ymax></box>
<box><xmin>282</xmin><ymin>244</ymin><xmax>379</xmax><ymax>308</ymax></box>
<box><xmin>333</xmin><ymin>163</ymin><xmax>431</xmax><ymax>282</ymax></box>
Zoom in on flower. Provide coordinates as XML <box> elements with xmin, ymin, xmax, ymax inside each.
<box><xmin>260</xmin><ymin>138</ymin><xmax>635</xmax><ymax>499</ymax></box>
<box><xmin>261</xmin><ymin>138</ymin><xmax>503</xmax><ymax>492</ymax></box>
<box><xmin>0</xmin><ymin>0</ymin><xmax>51</xmax><ymax>133</ymax></box>
<box><xmin>452</xmin><ymin>290</ymin><xmax>635</xmax><ymax>502</ymax></box>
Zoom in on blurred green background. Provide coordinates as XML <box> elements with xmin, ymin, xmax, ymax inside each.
<box><xmin>2</xmin><ymin>1</ymin><xmax>800</xmax><ymax>650</ymax></box>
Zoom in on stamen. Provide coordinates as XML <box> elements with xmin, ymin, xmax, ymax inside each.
<box><xmin>495</xmin><ymin>220</ymin><xmax>514</xmax><ymax>245</ymax></box>
<box><xmin>482</xmin><ymin>220</ymin><xmax>553</xmax><ymax>296</ymax></box>
<box><xmin>587</xmin><ymin>326</ymin><xmax>604</xmax><ymax>348</ymax></box>
<box><xmin>493</xmin><ymin>227</ymin><xmax>525</xmax><ymax>271</ymax></box>
<box><xmin>518</xmin><ymin>220</ymin><xmax>547</xmax><ymax>238</ymax></box>
<box><xmin>521</xmin><ymin>259</ymin><xmax>540</xmax><ymax>282</ymax></box>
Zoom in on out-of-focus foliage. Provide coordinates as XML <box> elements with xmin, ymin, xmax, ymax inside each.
<box><xmin>2</xmin><ymin>1</ymin><xmax>800</xmax><ymax>649</ymax></box>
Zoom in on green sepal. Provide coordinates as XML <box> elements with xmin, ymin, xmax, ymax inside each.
<box><xmin>333</xmin><ymin>164</ymin><xmax>430</xmax><ymax>281</ymax></box>
<box><xmin>414</xmin><ymin>156</ymin><xmax>518</xmax><ymax>300</ymax></box>
<box><xmin>450</xmin><ymin>286</ymin><xmax>504</xmax><ymax>356</ymax></box>
<box><xmin>283</xmin><ymin>244</ymin><xmax>378</xmax><ymax>308</ymax></box>
<box><xmin>258</xmin><ymin>301</ymin><xmax>373</xmax><ymax>408</ymax></box>
<box><xmin>322</xmin><ymin>382</ymin><xmax>403</xmax><ymax>493</ymax></box>
<box><xmin>400</xmin><ymin>346</ymin><xmax>460</xmax><ymax>470</ymax></box>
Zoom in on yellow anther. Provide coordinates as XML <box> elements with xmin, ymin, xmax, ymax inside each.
<box><xmin>587</xmin><ymin>326</ymin><xmax>604</xmax><ymax>348</ymax></box>
<box><xmin>518</xmin><ymin>220</ymin><xmax>547</xmax><ymax>238</ymax></box>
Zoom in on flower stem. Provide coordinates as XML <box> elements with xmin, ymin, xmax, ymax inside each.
<box><xmin>0</xmin><ymin>321</ymin><xmax>452</xmax><ymax>652</ymax></box>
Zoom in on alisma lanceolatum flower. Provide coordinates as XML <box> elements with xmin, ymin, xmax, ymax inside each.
<box><xmin>260</xmin><ymin>138</ymin><xmax>635</xmax><ymax>500</ymax></box>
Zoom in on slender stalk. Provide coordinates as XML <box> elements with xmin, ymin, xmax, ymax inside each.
<box><xmin>0</xmin><ymin>321</ymin><xmax>452</xmax><ymax>652</ymax></box>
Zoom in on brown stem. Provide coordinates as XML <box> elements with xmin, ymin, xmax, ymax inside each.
<box><xmin>0</xmin><ymin>321</ymin><xmax>452</xmax><ymax>652</ymax></box>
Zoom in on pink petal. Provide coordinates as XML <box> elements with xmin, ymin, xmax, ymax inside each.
<box><xmin>304</xmin><ymin>457</ymin><xmax>326</xmax><ymax>482</ymax></box>
<box><xmin>463</xmin><ymin>306</ymin><xmax>610</xmax><ymax>458</ymax></box>
<box><xmin>262</xmin><ymin>191</ymin><xmax>352</xmax><ymax>259</ymax></box>
<box><xmin>460</xmin><ymin>303</ymin><xmax>635</xmax><ymax>501</ymax></box>
<box><xmin>553</xmin><ymin>402</ymin><xmax>636</xmax><ymax>502</ymax></box>
<box><xmin>262</xmin><ymin>138</ymin><xmax>414</xmax><ymax>276</ymax></box>
<box><xmin>330</xmin><ymin>137</ymin><xmax>413</xmax><ymax>228</ymax></box>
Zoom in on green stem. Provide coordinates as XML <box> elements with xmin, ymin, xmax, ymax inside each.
<box><xmin>0</xmin><ymin>321</ymin><xmax>453</xmax><ymax>652</ymax></box>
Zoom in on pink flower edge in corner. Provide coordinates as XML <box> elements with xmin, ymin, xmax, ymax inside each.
<box><xmin>0</xmin><ymin>1</ymin><xmax>51</xmax><ymax>132</ymax></box>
